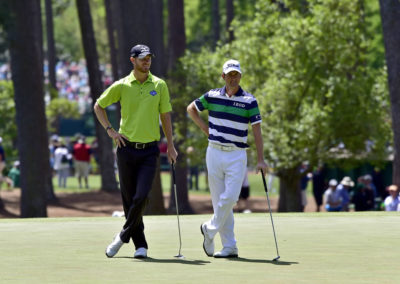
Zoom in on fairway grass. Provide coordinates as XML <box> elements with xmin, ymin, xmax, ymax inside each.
<box><xmin>1</xmin><ymin>213</ymin><xmax>399</xmax><ymax>283</ymax></box>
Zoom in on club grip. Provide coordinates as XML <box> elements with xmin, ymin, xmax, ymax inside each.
<box><xmin>171</xmin><ymin>162</ymin><xmax>176</xmax><ymax>184</ymax></box>
<box><xmin>261</xmin><ymin>169</ymin><xmax>268</xmax><ymax>193</ymax></box>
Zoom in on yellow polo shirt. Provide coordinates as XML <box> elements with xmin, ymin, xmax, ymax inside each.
<box><xmin>97</xmin><ymin>72</ymin><xmax>172</xmax><ymax>143</ymax></box>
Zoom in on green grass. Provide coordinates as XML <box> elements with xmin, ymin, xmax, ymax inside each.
<box><xmin>0</xmin><ymin>212</ymin><xmax>399</xmax><ymax>283</ymax></box>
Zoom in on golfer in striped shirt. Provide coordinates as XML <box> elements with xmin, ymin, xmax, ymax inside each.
<box><xmin>187</xmin><ymin>59</ymin><xmax>268</xmax><ymax>258</ymax></box>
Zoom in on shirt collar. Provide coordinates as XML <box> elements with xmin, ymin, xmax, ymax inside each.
<box><xmin>221</xmin><ymin>86</ymin><xmax>244</xmax><ymax>97</ymax></box>
<box><xmin>128</xmin><ymin>71</ymin><xmax>153</xmax><ymax>83</ymax></box>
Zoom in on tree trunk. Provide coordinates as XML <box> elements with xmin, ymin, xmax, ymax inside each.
<box><xmin>226</xmin><ymin>0</ymin><xmax>234</xmax><ymax>42</ymax></box>
<box><xmin>76</xmin><ymin>0</ymin><xmax>118</xmax><ymax>192</ymax></box>
<box><xmin>44</xmin><ymin>0</ymin><xmax>57</xmax><ymax>202</ymax></box>
<box><xmin>277</xmin><ymin>167</ymin><xmax>302</xmax><ymax>212</ymax></box>
<box><xmin>45</xmin><ymin>0</ymin><xmax>57</xmax><ymax>93</ymax></box>
<box><xmin>167</xmin><ymin>0</ymin><xmax>193</xmax><ymax>214</ymax></box>
<box><xmin>9</xmin><ymin>0</ymin><xmax>48</xmax><ymax>217</ymax></box>
<box><xmin>104</xmin><ymin>0</ymin><xmax>119</xmax><ymax>82</ymax></box>
<box><xmin>379</xmin><ymin>0</ymin><xmax>400</xmax><ymax>186</ymax></box>
<box><xmin>148</xmin><ymin>0</ymin><xmax>165</xmax><ymax>76</ymax></box>
<box><xmin>211</xmin><ymin>0</ymin><xmax>220</xmax><ymax>49</ymax></box>
<box><xmin>144</xmin><ymin>158</ymin><xmax>166</xmax><ymax>215</ymax></box>
<box><xmin>118</xmin><ymin>0</ymin><xmax>149</xmax><ymax>76</ymax></box>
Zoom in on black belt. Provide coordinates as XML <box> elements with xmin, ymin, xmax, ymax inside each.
<box><xmin>124</xmin><ymin>140</ymin><xmax>157</xmax><ymax>149</ymax></box>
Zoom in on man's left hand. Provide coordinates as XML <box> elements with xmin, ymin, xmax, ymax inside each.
<box><xmin>167</xmin><ymin>145</ymin><xmax>178</xmax><ymax>164</ymax></box>
<box><xmin>256</xmin><ymin>160</ymin><xmax>268</xmax><ymax>175</ymax></box>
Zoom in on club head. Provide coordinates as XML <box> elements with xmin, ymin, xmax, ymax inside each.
<box><xmin>272</xmin><ymin>256</ymin><xmax>280</xmax><ymax>262</ymax></box>
<box><xmin>174</xmin><ymin>254</ymin><xmax>185</xmax><ymax>259</ymax></box>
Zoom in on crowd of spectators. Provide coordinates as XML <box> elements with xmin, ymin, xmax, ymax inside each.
<box><xmin>49</xmin><ymin>134</ymin><xmax>95</xmax><ymax>189</ymax></box>
<box><xmin>1</xmin><ymin>60</ymin><xmax>113</xmax><ymax>114</ymax></box>
<box><xmin>305</xmin><ymin>165</ymin><xmax>400</xmax><ymax>212</ymax></box>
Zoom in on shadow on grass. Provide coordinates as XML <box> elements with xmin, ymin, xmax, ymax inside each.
<box><xmin>228</xmin><ymin>257</ymin><xmax>298</xmax><ymax>265</ymax></box>
<box><xmin>115</xmin><ymin>256</ymin><xmax>210</xmax><ymax>265</ymax></box>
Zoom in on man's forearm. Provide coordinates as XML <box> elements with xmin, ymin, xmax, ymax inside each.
<box><xmin>94</xmin><ymin>102</ymin><xmax>111</xmax><ymax>130</ymax></box>
<box><xmin>160</xmin><ymin>112</ymin><xmax>174</xmax><ymax>145</ymax></box>
<box><xmin>252</xmin><ymin>123</ymin><xmax>264</xmax><ymax>162</ymax></box>
<box><xmin>187</xmin><ymin>102</ymin><xmax>208</xmax><ymax>136</ymax></box>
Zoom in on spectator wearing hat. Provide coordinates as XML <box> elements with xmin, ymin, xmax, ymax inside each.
<box><xmin>8</xmin><ymin>161</ymin><xmax>20</xmax><ymax>188</ymax></box>
<box><xmin>53</xmin><ymin>139</ymin><xmax>71</xmax><ymax>188</ymax></box>
<box><xmin>383</xmin><ymin>185</ymin><xmax>400</xmax><ymax>211</ymax></box>
<box><xmin>312</xmin><ymin>164</ymin><xmax>327</xmax><ymax>212</ymax></box>
<box><xmin>363</xmin><ymin>174</ymin><xmax>377</xmax><ymax>198</ymax></box>
<box><xmin>72</xmin><ymin>136</ymin><xmax>92</xmax><ymax>189</ymax></box>
<box><xmin>49</xmin><ymin>135</ymin><xmax>60</xmax><ymax>175</ymax></box>
<box><xmin>352</xmin><ymin>175</ymin><xmax>375</xmax><ymax>211</ymax></box>
<box><xmin>324</xmin><ymin>179</ymin><xmax>342</xmax><ymax>211</ymax></box>
<box><xmin>337</xmin><ymin>176</ymin><xmax>354</xmax><ymax>211</ymax></box>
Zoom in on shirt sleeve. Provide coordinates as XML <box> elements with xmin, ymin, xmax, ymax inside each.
<box><xmin>159</xmin><ymin>80</ymin><xmax>172</xmax><ymax>114</ymax></box>
<box><xmin>248</xmin><ymin>99</ymin><xmax>262</xmax><ymax>125</ymax></box>
<box><xmin>194</xmin><ymin>93</ymin><xmax>209</xmax><ymax>112</ymax></box>
<box><xmin>97</xmin><ymin>81</ymin><xmax>122</xmax><ymax>108</ymax></box>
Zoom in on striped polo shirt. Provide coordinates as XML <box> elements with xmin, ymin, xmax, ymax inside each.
<box><xmin>194</xmin><ymin>86</ymin><xmax>262</xmax><ymax>149</ymax></box>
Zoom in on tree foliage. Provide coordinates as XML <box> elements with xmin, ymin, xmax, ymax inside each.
<box><xmin>234</xmin><ymin>0</ymin><xmax>392</xmax><ymax>170</ymax></box>
<box><xmin>379</xmin><ymin>0</ymin><xmax>400</xmax><ymax>186</ymax></box>
<box><xmin>50</xmin><ymin>0</ymin><xmax>108</xmax><ymax>62</ymax></box>
<box><xmin>46</xmin><ymin>97</ymin><xmax>80</xmax><ymax>132</ymax></box>
<box><xmin>0</xmin><ymin>81</ymin><xmax>17</xmax><ymax>159</ymax></box>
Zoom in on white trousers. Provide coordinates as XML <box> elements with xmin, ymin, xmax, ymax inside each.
<box><xmin>204</xmin><ymin>146</ymin><xmax>247</xmax><ymax>249</ymax></box>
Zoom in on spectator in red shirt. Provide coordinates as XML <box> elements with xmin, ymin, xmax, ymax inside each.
<box><xmin>72</xmin><ymin>136</ymin><xmax>92</xmax><ymax>188</ymax></box>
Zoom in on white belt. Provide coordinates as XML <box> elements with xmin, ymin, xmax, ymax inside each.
<box><xmin>209</xmin><ymin>142</ymin><xmax>242</xmax><ymax>152</ymax></box>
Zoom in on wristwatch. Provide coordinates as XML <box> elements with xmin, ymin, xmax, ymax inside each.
<box><xmin>106</xmin><ymin>125</ymin><xmax>113</xmax><ymax>131</ymax></box>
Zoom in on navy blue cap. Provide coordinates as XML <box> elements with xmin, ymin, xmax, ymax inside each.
<box><xmin>130</xmin><ymin>44</ymin><xmax>154</xmax><ymax>58</ymax></box>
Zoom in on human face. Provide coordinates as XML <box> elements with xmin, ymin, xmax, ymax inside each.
<box><xmin>131</xmin><ymin>55</ymin><xmax>152</xmax><ymax>73</ymax></box>
<box><xmin>222</xmin><ymin>71</ymin><xmax>241</xmax><ymax>89</ymax></box>
<box><xmin>389</xmin><ymin>190</ymin><xmax>399</xmax><ymax>198</ymax></box>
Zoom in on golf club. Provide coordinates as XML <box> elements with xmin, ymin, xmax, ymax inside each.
<box><xmin>260</xmin><ymin>169</ymin><xmax>280</xmax><ymax>261</ymax></box>
<box><xmin>171</xmin><ymin>162</ymin><xmax>184</xmax><ymax>259</ymax></box>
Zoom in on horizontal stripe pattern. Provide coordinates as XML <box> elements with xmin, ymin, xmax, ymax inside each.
<box><xmin>209</xmin><ymin>121</ymin><xmax>248</xmax><ymax>137</ymax></box>
<box><xmin>195</xmin><ymin>86</ymin><xmax>261</xmax><ymax>148</ymax></box>
<box><xmin>209</xmin><ymin>134</ymin><xmax>249</xmax><ymax>148</ymax></box>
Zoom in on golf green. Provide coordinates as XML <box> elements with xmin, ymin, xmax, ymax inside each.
<box><xmin>0</xmin><ymin>212</ymin><xmax>399</xmax><ymax>283</ymax></box>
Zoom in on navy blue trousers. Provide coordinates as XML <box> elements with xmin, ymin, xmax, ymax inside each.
<box><xmin>117</xmin><ymin>144</ymin><xmax>159</xmax><ymax>249</ymax></box>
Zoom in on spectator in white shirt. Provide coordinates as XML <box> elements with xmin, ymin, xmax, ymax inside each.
<box><xmin>383</xmin><ymin>185</ymin><xmax>400</xmax><ymax>212</ymax></box>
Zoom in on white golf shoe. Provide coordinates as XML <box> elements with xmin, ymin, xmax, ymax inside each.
<box><xmin>134</xmin><ymin>247</ymin><xmax>147</xmax><ymax>259</ymax></box>
<box><xmin>200</xmin><ymin>223</ymin><xmax>214</xmax><ymax>257</ymax></box>
<box><xmin>105</xmin><ymin>234</ymin><xmax>124</xmax><ymax>258</ymax></box>
<box><xmin>214</xmin><ymin>247</ymin><xmax>238</xmax><ymax>258</ymax></box>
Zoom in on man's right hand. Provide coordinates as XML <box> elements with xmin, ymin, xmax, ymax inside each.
<box><xmin>107</xmin><ymin>129</ymin><xmax>128</xmax><ymax>148</ymax></box>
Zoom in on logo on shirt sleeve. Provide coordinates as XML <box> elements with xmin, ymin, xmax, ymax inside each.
<box><xmin>149</xmin><ymin>90</ymin><xmax>157</xmax><ymax>96</ymax></box>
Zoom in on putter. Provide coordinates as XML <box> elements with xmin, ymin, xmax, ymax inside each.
<box><xmin>261</xmin><ymin>169</ymin><xmax>280</xmax><ymax>261</ymax></box>
<box><xmin>171</xmin><ymin>162</ymin><xmax>184</xmax><ymax>259</ymax></box>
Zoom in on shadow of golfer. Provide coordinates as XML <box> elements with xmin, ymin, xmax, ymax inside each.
<box><xmin>227</xmin><ymin>257</ymin><xmax>298</xmax><ymax>265</ymax></box>
<box><xmin>115</xmin><ymin>256</ymin><xmax>210</xmax><ymax>266</ymax></box>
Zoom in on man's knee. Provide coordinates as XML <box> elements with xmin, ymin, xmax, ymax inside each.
<box><xmin>218</xmin><ymin>196</ymin><xmax>237</xmax><ymax>208</ymax></box>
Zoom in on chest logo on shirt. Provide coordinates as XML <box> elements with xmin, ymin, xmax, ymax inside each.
<box><xmin>149</xmin><ymin>90</ymin><xmax>157</xmax><ymax>96</ymax></box>
<box><xmin>233</xmin><ymin>102</ymin><xmax>245</xmax><ymax>108</ymax></box>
